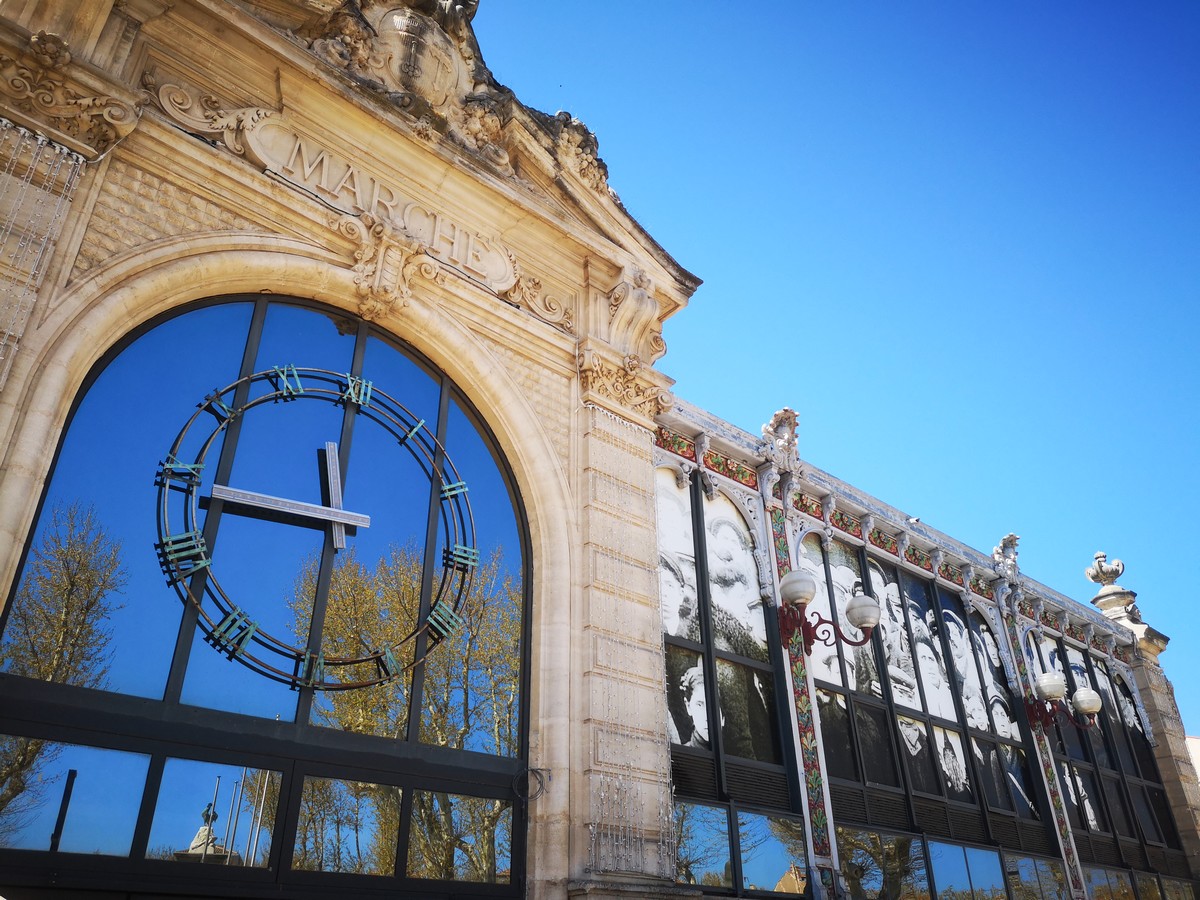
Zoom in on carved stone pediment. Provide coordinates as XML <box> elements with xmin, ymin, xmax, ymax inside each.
<box><xmin>0</xmin><ymin>29</ymin><xmax>140</xmax><ymax>159</ymax></box>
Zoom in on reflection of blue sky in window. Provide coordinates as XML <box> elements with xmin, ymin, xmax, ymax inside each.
<box><xmin>737</xmin><ymin>811</ymin><xmax>806</xmax><ymax>893</ymax></box>
<box><xmin>0</xmin><ymin>740</ymin><xmax>148</xmax><ymax>855</ymax></box>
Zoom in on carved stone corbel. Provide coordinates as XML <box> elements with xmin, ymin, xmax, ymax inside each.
<box><xmin>821</xmin><ymin>494</ymin><xmax>836</xmax><ymax>525</ymax></box>
<box><xmin>606</xmin><ymin>266</ymin><xmax>663</xmax><ymax>363</ymax></box>
<box><xmin>960</xmin><ymin>564</ymin><xmax>975</xmax><ymax>600</ymax></box>
<box><xmin>143</xmin><ymin>73</ymin><xmax>272</xmax><ymax>158</ymax></box>
<box><xmin>757</xmin><ymin>462</ymin><xmax>779</xmax><ymax>506</ymax></box>
<box><xmin>577</xmin><ymin>345</ymin><xmax>672</xmax><ymax>421</ymax></box>
<box><xmin>330</xmin><ymin>213</ymin><xmax>441</xmax><ymax>321</ymax></box>
<box><xmin>0</xmin><ymin>29</ymin><xmax>141</xmax><ymax>159</ymax></box>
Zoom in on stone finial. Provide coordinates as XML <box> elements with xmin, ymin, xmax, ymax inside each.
<box><xmin>1087</xmin><ymin>550</ymin><xmax>1141</xmax><ymax>621</ymax></box>
<box><xmin>762</xmin><ymin>407</ymin><xmax>798</xmax><ymax>455</ymax></box>
<box><xmin>1085</xmin><ymin>551</ymin><xmax>1124</xmax><ymax>588</ymax></box>
<box><xmin>992</xmin><ymin>533</ymin><xmax>1020</xmax><ymax>583</ymax></box>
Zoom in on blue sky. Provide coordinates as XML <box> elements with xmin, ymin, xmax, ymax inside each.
<box><xmin>473</xmin><ymin>4</ymin><xmax>1200</xmax><ymax>732</ymax></box>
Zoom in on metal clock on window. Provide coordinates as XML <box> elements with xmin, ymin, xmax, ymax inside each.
<box><xmin>154</xmin><ymin>365</ymin><xmax>476</xmax><ymax>690</ymax></box>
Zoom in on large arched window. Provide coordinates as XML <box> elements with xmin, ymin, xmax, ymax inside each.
<box><xmin>0</xmin><ymin>298</ymin><xmax>529</xmax><ymax>898</ymax></box>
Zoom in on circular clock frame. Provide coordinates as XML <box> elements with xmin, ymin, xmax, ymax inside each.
<box><xmin>154</xmin><ymin>365</ymin><xmax>477</xmax><ymax>690</ymax></box>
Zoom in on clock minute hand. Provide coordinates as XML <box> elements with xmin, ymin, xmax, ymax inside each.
<box><xmin>208</xmin><ymin>487</ymin><xmax>369</xmax><ymax>551</ymax></box>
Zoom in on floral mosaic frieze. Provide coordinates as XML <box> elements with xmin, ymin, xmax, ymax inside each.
<box><xmin>970</xmin><ymin>575</ymin><xmax>995</xmax><ymax>600</ymax></box>
<box><xmin>829</xmin><ymin>508</ymin><xmax>862</xmax><ymax>539</ymax></box>
<box><xmin>701</xmin><ymin>449</ymin><xmax>758</xmax><ymax>489</ymax></box>
<box><xmin>938</xmin><ymin>562</ymin><xmax>965</xmax><ymax>587</ymax></box>
<box><xmin>868</xmin><ymin>528</ymin><xmax>899</xmax><ymax>556</ymax></box>
<box><xmin>905</xmin><ymin>544</ymin><xmax>934</xmax><ymax>572</ymax></box>
<box><xmin>794</xmin><ymin>493</ymin><xmax>823</xmax><ymax>519</ymax></box>
<box><xmin>654</xmin><ymin>425</ymin><xmax>696</xmax><ymax>461</ymax></box>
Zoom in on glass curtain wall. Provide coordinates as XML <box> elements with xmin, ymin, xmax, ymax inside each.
<box><xmin>0</xmin><ymin>298</ymin><xmax>529</xmax><ymax>898</ymax></box>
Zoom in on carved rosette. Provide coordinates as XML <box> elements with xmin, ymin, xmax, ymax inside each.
<box><xmin>501</xmin><ymin>252</ymin><xmax>574</xmax><ymax>333</ymax></box>
<box><xmin>578</xmin><ymin>347</ymin><xmax>671</xmax><ymax>421</ymax></box>
<box><xmin>143</xmin><ymin>74</ymin><xmax>272</xmax><ymax>157</ymax></box>
<box><xmin>331</xmin><ymin>213</ymin><xmax>442</xmax><ymax>321</ymax></box>
<box><xmin>0</xmin><ymin>30</ymin><xmax>140</xmax><ymax>159</ymax></box>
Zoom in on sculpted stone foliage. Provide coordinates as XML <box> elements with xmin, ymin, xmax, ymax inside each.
<box><xmin>501</xmin><ymin>252</ymin><xmax>574</xmax><ymax>334</ymax></box>
<box><xmin>578</xmin><ymin>348</ymin><xmax>671</xmax><ymax>420</ymax></box>
<box><xmin>331</xmin><ymin>212</ymin><xmax>443</xmax><ymax>321</ymax></box>
<box><xmin>143</xmin><ymin>73</ymin><xmax>272</xmax><ymax>158</ymax></box>
<box><xmin>0</xmin><ymin>31</ymin><xmax>139</xmax><ymax>159</ymax></box>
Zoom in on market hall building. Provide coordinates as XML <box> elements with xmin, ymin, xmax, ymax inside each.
<box><xmin>0</xmin><ymin>3</ymin><xmax>1196</xmax><ymax>900</ymax></box>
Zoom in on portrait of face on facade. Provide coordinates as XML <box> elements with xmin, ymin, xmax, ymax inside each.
<box><xmin>798</xmin><ymin>535</ymin><xmax>840</xmax><ymax>687</ymax></box>
<box><xmin>933</xmin><ymin>727</ymin><xmax>972</xmax><ymax>803</ymax></box>
<box><xmin>974</xmin><ymin>620</ymin><xmax>1018</xmax><ymax>740</ymax></box>
<box><xmin>828</xmin><ymin>541</ymin><xmax>879</xmax><ymax>696</ymax></box>
<box><xmin>666</xmin><ymin>646</ymin><xmax>711</xmax><ymax>749</ymax></box>
<box><xmin>656</xmin><ymin>468</ymin><xmax>699</xmax><ymax>640</ymax></box>
<box><xmin>716</xmin><ymin>659</ymin><xmax>779</xmax><ymax>764</ymax></box>
<box><xmin>940</xmin><ymin>596</ymin><xmax>986</xmax><ymax>731</ymax></box>
<box><xmin>869</xmin><ymin>561</ymin><xmax>916</xmax><ymax>708</ymax></box>
<box><xmin>900</xmin><ymin>574</ymin><xmax>956</xmax><ymax>721</ymax></box>
<box><xmin>702</xmin><ymin>493</ymin><xmax>768</xmax><ymax>663</ymax></box>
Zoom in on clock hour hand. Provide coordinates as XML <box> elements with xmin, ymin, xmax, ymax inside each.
<box><xmin>207</xmin><ymin>443</ymin><xmax>369</xmax><ymax>550</ymax></box>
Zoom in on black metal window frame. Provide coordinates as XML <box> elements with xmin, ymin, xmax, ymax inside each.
<box><xmin>664</xmin><ymin>471</ymin><xmax>802</xmax><ymax>808</ymax></box>
<box><xmin>816</xmin><ymin>542</ymin><xmax>1054</xmax><ymax>853</ymax></box>
<box><xmin>0</xmin><ymin>295</ymin><xmax>533</xmax><ymax>899</ymax></box>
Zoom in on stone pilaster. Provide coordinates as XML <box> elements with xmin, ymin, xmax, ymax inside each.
<box><xmin>572</xmin><ymin>387</ymin><xmax>680</xmax><ymax>898</ymax></box>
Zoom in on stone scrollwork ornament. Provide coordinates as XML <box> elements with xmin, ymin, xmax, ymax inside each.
<box><xmin>0</xmin><ymin>30</ymin><xmax>140</xmax><ymax>159</ymax></box>
<box><xmin>606</xmin><ymin>266</ymin><xmax>663</xmax><ymax>363</ymax></box>
<box><xmin>331</xmin><ymin>213</ymin><xmax>442</xmax><ymax>321</ymax></box>
<box><xmin>501</xmin><ymin>251</ymin><xmax>575</xmax><ymax>333</ymax></box>
<box><xmin>143</xmin><ymin>73</ymin><xmax>273</xmax><ymax>158</ymax></box>
<box><xmin>992</xmin><ymin>532</ymin><xmax>1021</xmax><ymax>584</ymax></box>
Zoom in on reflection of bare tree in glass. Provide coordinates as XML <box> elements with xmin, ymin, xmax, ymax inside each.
<box><xmin>289</xmin><ymin>544</ymin><xmax>519</xmax><ymax>880</ymax></box>
<box><xmin>0</xmin><ymin>504</ymin><xmax>126</xmax><ymax>842</ymax></box>
<box><xmin>674</xmin><ymin>803</ymin><xmax>730</xmax><ymax>887</ymax></box>
<box><xmin>837</xmin><ymin>827</ymin><xmax>929</xmax><ymax>900</ymax></box>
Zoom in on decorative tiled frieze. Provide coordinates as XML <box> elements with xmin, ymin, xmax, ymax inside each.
<box><xmin>970</xmin><ymin>575</ymin><xmax>995</xmax><ymax>600</ymax></box>
<box><xmin>868</xmin><ymin>528</ymin><xmax>899</xmax><ymax>557</ymax></box>
<box><xmin>905</xmin><ymin>544</ymin><xmax>934</xmax><ymax>572</ymax></box>
<box><xmin>829</xmin><ymin>508</ymin><xmax>862</xmax><ymax>539</ymax></box>
<box><xmin>794</xmin><ymin>493</ymin><xmax>823</xmax><ymax>520</ymax></box>
<box><xmin>701</xmin><ymin>448</ymin><xmax>758</xmax><ymax>490</ymax></box>
<box><xmin>654</xmin><ymin>425</ymin><xmax>696</xmax><ymax>461</ymax></box>
<box><xmin>938</xmin><ymin>562</ymin><xmax>964</xmax><ymax>588</ymax></box>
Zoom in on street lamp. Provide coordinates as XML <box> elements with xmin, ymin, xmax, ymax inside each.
<box><xmin>777</xmin><ymin>569</ymin><xmax>881</xmax><ymax>657</ymax></box>
<box><xmin>1025</xmin><ymin>671</ymin><xmax>1102</xmax><ymax>731</ymax></box>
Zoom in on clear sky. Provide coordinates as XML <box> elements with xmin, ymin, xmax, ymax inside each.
<box><xmin>473</xmin><ymin>4</ymin><xmax>1200</xmax><ymax>732</ymax></box>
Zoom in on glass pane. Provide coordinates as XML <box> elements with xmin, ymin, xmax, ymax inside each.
<box><xmin>1113</xmin><ymin>676</ymin><xmax>1156</xmax><ymax>778</ymax></box>
<box><xmin>1162</xmin><ymin>880</ymin><xmax>1198</xmax><ymax>900</ymax></box>
<box><xmin>703</xmin><ymin>491</ymin><xmax>768</xmax><ymax>662</ymax></box>
<box><xmin>928</xmin><ymin>841</ymin><xmax>971</xmax><ymax>900</ymax></box>
<box><xmin>965</xmin><ymin>846</ymin><xmax>1006</xmax><ymax>900</ymax></box>
<box><xmin>973</xmin><ymin>739</ymin><xmax>1012</xmax><ymax>811</ymax></box>
<box><xmin>407</xmin><ymin>790</ymin><xmax>511</xmax><ymax>883</ymax></box>
<box><xmin>716</xmin><ymin>658</ymin><xmax>779</xmax><ymax>763</ymax></box>
<box><xmin>1087</xmin><ymin>867</ymin><xmax>1114</xmax><ymax>900</ymax></box>
<box><xmin>667</xmin><ymin>646</ymin><xmax>710</xmax><ymax>750</ymax></box>
<box><xmin>857</xmin><ymin>703</ymin><xmax>899</xmax><ymax>786</ymax></box>
<box><xmin>818</xmin><ymin>690</ymin><xmax>857</xmax><ymax>781</ymax></box>
<box><xmin>674</xmin><ymin>801</ymin><xmax>731</xmax><ymax>887</ymax></box>
<box><xmin>940</xmin><ymin>592</ymin><xmax>986</xmax><ymax>733</ymax></box>
<box><xmin>418</xmin><ymin>398</ymin><xmax>523</xmax><ymax>755</ymax></box>
<box><xmin>901</xmin><ymin>573</ymin><xmax>955</xmax><ymax>721</ymax></box>
<box><xmin>0</xmin><ymin>737</ymin><xmax>148</xmax><ymax>855</ymax></box>
<box><xmin>0</xmin><ymin>302</ymin><xmax>253</xmax><ymax>699</ymax></box>
<box><xmin>737</xmin><ymin>811</ymin><xmax>806</xmax><ymax>893</ymax></box>
<box><xmin>899</xmin><ymin>716</ymin><xmax>941</xmax><ymax>795</ymax></box>
<box><xmin>252</xmin><ymin>302</ymin><xmax>356</xmax><ymax>385</ymax></box>
<box><xmin>1101</xmin><ymin>776</ymin><xmax>1134</xmax><ymax>838</ymax></box>
<box><xmin>829</xmin><ymin>540</ymin><xmax>878</xmax><ymax>694</ymax></box>
<box><xmin>1093</xmin><ymin>662</ymin><xmax>1136</xmax><ymax>774</ymax></box>
<box><xmin>1005</xmin><ymin>855</ymin><xmax>1043</xmax><ymax>900</ymax></box>
<box><xmin>800</xmin><ymin>533</ymin><xmax>842</xmax><ymax>687</ymax></box>
<box><xmin>310</xmin><ymin>550</ymin><xmax>414</xmax><ymax>734</ymax></box>
<box><xmin>1002</xmin><ymin>744</ymin><xmax>1039</xmax><ymax>819</ymax></box>
<box><xmin>1036</xmin><ymin>858</ymin><xmax>1069</xmax><ymax>900</ymax></box>
<box><xmin>1130</xmin><ymin>786</ymin><xmax>1162</xmax><ymax>844</ymax></box>
<box><xmin>1066</xmin><ymin>648</ymin><xmax>1109</xmax><ymax>768</ymax></box>
<box><xmin>292</xmin><ymin>776</ymin><xmax>401</xmax><ymax>875</ymax></box>
<box><xmin>656</xmin><ymin>467</ymin><xmax>698</xmax><ymax>640</ymax></box>
<box><xmin>1075</xmin><ymin>769</ymin><xmax>1107</xmax><ymax>832</ymax></box>
<box><xmin>1109</xmin><ymin>871</ymin><xmax>1136</xmax><ymax>900</ymax></box>
<box><xmin>147</xmin><ymin>759</ymin><xmax>280</xmax><ymax>867</ymax></box>
<box><xmin>1135</xmin><ymin>873</ymin><xmax>1163</xmax><ymax>900</ymax></box>
<box><xmin>932</xmin><ymin>727</ymin><xmax>972</xmax><ymax>802</ymax></box>
<box><xmin>1148</xmin><ymin>788</ymin><xmax>1179</xmax><ymax>847</ymax></box>
<box><xmin>870</xmin><ymin>560</ymin><xmax>915</xmax><ymax>708</ymax></box>
<box><xmin>838</xmin><ymin>828</ymin><xmax>930</xmax><ymax>900</ymax></box>
<box><xmin>1058</xmin><ymin>762</ymin><xmax>1083</xmax><ymax>829</ymax></box>
<box><xmin>973</xmin><ymin>617</ymin><xmax>1019</xmax><ymax>741</ymax></box>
